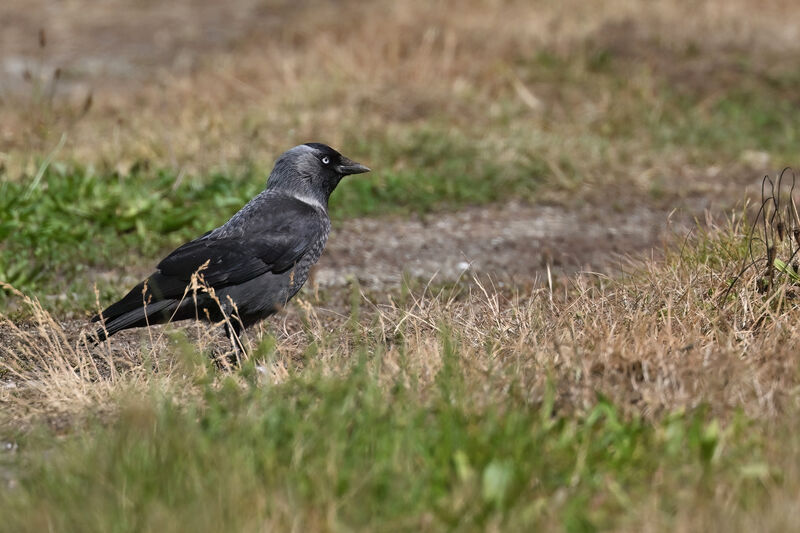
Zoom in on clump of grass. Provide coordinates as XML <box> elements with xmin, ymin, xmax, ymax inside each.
<box><xmin>724</xmin><ymin>168</ymin><xmax>800</xmax><ymax>313</ymax></box>
<box><xmin>0</xmin><ymin>281</ymin><xmax>207</xmax><ymax>427</ymax></box>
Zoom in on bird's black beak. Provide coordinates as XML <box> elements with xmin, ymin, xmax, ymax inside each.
<box><xmin>336</xmin><ymin>156</ymin><xmax>370</xmax><ymax>176</ymax></box>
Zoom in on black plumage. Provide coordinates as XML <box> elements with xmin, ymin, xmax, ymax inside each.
<box><xmin>91</xmin><ymin>143</ymin><xmax>369</xmax><ymax>356</ymax></box>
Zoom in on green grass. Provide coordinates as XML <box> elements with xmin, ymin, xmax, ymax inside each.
<box><xmin>0</xmin><ymin>165</ymin><xmax>264</xmax><ymax>311</ymax></box>
<box><xmin>0</xmin><ymin>351</ymin><xmax>770</xmax><ymax>532</ymax></box>
<box><xmin>651</xmin><ymin>88</ymin><xmax>800</xmax><ymax>162</ymax></box>
<box><xmin>336</xmin><ymin>128</ymin><xmax>547</xmax><ymax>216</ymax></box>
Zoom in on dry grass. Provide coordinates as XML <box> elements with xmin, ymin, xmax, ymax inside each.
<box><xmin>0</xmin><ymin>283</ymin><xmax>192</xmax><ymax>428</ymax></box>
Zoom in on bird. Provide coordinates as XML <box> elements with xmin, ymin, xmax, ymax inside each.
<box><xmin>90</xmin><ymin>143</ymin><xmax>369</xmax><ymax>361</ymax></box>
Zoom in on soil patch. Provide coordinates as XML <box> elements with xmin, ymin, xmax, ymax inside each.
<box><xmin>316</xmin><ymin>200</ymin><xmax>694</xmax><ymax>288</ymax></box>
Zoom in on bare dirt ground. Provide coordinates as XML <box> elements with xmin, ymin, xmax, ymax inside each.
<box><xmin>318</xmin><ymin>163</ymin><xmax>762</xmax><ymax>288</ymax></box>
<box><xmin>317</xmin><ymin>201</ymin><xmax>691</xmax><ymax>288</ymax></box>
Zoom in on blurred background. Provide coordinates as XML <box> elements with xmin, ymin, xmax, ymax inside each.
<box><xmin>1</xmin><ymin>0</ymin><xmax>798</xmax><ymax>308</ymax></box>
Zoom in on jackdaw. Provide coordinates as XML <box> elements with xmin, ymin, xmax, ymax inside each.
<box><xmin>91</xmin><ymin>143</ymin><xmax>369</xmax><ymax>357</ymax></box>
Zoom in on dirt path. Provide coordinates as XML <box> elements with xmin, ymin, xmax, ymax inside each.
<box><xmin>315</xmin><ymin>201</ymin><xmax>692</xmax><ymax>288</ymax></box>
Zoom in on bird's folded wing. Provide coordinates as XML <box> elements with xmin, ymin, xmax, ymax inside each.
<box><xmin>156</xmin><ymin>230</ymin><xmax>314</xmax><ymax>288</ymax></box>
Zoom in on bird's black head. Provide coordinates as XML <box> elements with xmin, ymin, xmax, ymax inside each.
<box><xmin>266</xmin><ymin>143</ymin><xmax>370</xmax><ymax>208</ymax></box>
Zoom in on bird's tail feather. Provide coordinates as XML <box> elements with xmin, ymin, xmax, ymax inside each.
<box><xmin>91</xmin><ymin>273</ymin><xmax>184</xmax><ymax>323</ymax></box>
<box><xmin>92</xmin><ymin>299</ymin><xmax>177</xmax><ymax>343</ymax></box>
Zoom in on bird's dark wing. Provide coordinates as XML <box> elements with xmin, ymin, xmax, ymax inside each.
<box><xmin>156</xmin><ymin>197</ymin><xmax>321</xmax><ymax>291</ymax></box>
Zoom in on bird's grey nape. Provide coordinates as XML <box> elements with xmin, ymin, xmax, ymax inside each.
<box><xmin>265</xmin><ymin>144</ymin><xmax>341</xmax><ymax>209</ymax></box>
<box><xmin>267</xmin><ymin>146</ymin><xmax>319</xmax><ymax>191</ymax></box>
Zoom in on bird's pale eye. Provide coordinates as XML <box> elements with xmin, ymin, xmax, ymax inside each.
<box><xmin>321</xmin><ymin>156</ymin><xmax>330</xmax><ymax>165</ymax></box>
